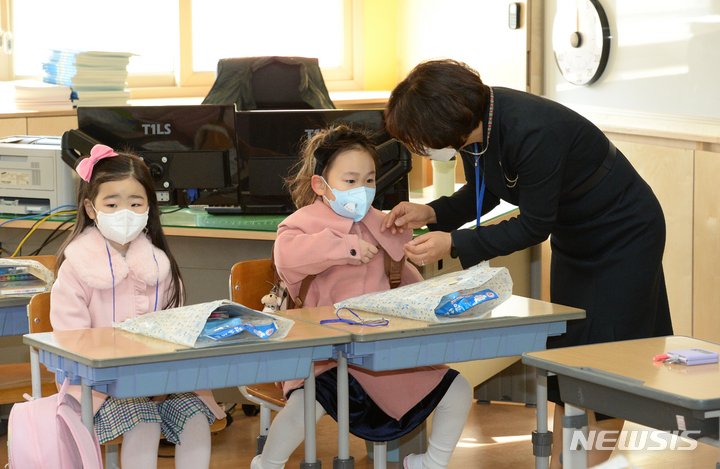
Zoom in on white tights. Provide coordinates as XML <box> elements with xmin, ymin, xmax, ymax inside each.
<box><xmin>119</xmin><ymin>413</ymin><xmax>211</xmax><ymax>469</ymax></box>
<box><xmin>419</xmin><ymin>374</ymin><xmax>472</xmax><ymax>469</ymax></box>
<box><xmin>254</xmin><ymin>374</ymin><xmax>473</xmax><ymax>469</ymax></box>
<box><xmin>255</xmin><ymin>390</ymin><xmax>327</xmax><ymax>469</ymax></box>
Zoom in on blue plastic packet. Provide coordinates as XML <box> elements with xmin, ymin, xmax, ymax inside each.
<box><xmin>201</xmin><ymin>317</ymin><xmax>277</xmax><ymax>340</ymax></box>
<box><xmin>435</xmin><ymin>289</ymin><xmax>498</xmax><ymax>316</ymax></box>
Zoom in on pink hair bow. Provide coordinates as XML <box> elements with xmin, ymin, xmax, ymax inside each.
<box><xmin>76</xmin><ymin>144</ymin><xmax>118</xmax><ymax>182</ymax></box>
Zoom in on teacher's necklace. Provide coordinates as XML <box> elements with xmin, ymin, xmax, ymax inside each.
<box><xmin>463</xmin><ymin>86</ymin><xmax>494</xmax><ymax>166</ymax></box>
<box><xmin>462</xmin><ymin>87</ymin><xmax>517</xmax><ymax>188</ymax></box>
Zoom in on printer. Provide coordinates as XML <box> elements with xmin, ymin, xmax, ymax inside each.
<box><xmin>0</xmin><ymin>136</ymin><xmax>77</xmax><ymax>215</ymax></box>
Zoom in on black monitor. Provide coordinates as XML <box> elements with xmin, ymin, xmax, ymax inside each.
<box><xmin>235</xmin><ymin>109</ymin><xmax>411</xmax><ymax>213</ymax></box>
<box><xmin>65</xmin><ymin>105</ymin><xmax>237</xmax><ymax>207</ymax></box>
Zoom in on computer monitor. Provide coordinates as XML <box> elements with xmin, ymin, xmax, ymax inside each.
<box><xmin>234</xmin><ymin>109</ymin><xmax>411</xmax><ymax>213</ymax></box>
<box><xmin>69</xmin><ymin>105</ymin><xmax>237</xmax><ymax>206</ymax></box>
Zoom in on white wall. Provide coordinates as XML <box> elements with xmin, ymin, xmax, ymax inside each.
<box><xmin>544</xmin><ymin>0</ymin><xmax>720</xmax><ymax>119</ymax></box>
<box><xmin>397</xmin><ymin>0</ymin><xmax>529</xmax><ymax>90</ymax></box>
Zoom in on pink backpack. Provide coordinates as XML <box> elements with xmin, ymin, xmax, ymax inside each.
<box><xmin>8</xmin><ymin>377</ymin><xmax>103</xmax><ymax>469</ymax></box>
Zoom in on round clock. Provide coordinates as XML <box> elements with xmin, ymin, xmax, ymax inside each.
<box><xmin>552</xmin><ymin>0</ymin><xmax>611</xmax><ymax>86</ymax></box>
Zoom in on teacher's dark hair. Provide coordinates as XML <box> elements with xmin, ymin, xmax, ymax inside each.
<box><xmin>384</xmin><ymin>59</ymin><xmax>490</xmax><ymax>155</ymax></box>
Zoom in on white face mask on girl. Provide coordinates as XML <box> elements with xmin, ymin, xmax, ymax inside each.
<box><xmin>92</xmin><ymin>203</ymin><xmax>149</xmax><ymax>245</ymax></box>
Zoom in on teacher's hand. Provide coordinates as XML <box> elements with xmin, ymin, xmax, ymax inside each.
<box><xmin>403</xmin><ymin>232</ymin><xmax>452</xmax><ymax>267</ymax></box>
<box><xmin>381</xmin><ymin>202</ymin><xmax>437</xmax><ymax>235</ymax></box>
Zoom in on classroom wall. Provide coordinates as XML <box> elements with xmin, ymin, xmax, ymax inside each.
<box><xmin>396</xmin><ymin>0</ymin><xmax>529</xmax><ymax>90</ymax></box>
<box><xmin>361</xmin><ymin>0</ymin><xmax>399</xmax><ymax>91</ymax></box>
<box><xmin>544</xmin><ymin>0</ymin><xmax>720</xmax><ymax>119</ymax></box>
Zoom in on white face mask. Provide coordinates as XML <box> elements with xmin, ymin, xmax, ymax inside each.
<box><xmin>424</xmin><ymin>147</ymin><xmax>458</xmax><ymax>162</ymax></box>
<box><xmin>92</xmin><ymin>204</ymin><xmax>149</xmax><ymax>245</ymax></box>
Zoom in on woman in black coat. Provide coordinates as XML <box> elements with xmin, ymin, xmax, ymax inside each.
<box><xmin>381</xmin><ymin>59</ymin><xmax>673</xmax><ymax>467</ymax></box>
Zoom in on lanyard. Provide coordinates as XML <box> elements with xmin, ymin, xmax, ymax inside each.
<box><xmin>105</xmin><ymin>240</ymin><xmax>160</xmax><ymax>323</ymax></box>
<box><xmin>320</xmin><ymin>307</ymin><xmax>389</xmax><ymax>327</ymax></box>
<box><xmin>475</xmin><ymin>142</ymin><xmax>485</xmax><ymax>227</ymax></box>
<box><xmin>470</xmin><ymin>87</ymin><xmax>493</xmax><ymax>227</ymax></box>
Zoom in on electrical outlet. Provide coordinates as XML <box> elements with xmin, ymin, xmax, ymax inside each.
<box><xmin>157</xmin><ymin>191</ymin><xmax>170</xmax><ymax>202</ymax></box>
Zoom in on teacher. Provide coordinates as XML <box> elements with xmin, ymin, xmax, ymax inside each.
<box><xmin>381</xmin><ymin>59</ymin><xmax>673</xmax><ymax>466</ymax></box>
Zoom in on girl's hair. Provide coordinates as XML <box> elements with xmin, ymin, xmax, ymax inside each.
<box><xmin>285</xmin><ymin>125</ymin><xmax>381</xmax><ymax>209</ymax></box>
<box><xmin>384</xmin><ymin>58</ymin><xmax>490</xmax><ymax>155</ymax></box>
<box><xmin>55</xmin><ymin>151</ymin><xmax>185</xmax><ymax>309</ymax></box>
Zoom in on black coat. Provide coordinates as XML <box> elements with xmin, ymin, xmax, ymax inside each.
<box><xmin>428</xmin><ymin>87</ymin><xmax>673</xmax><ymax>348</ymax></box>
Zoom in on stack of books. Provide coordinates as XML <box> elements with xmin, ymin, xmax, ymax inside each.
<box><xmin>5</xmin><ymin>79</ymin><xmax>75</xmax><ymax>111</ymax></box>
<box><xmin>42</xmin><ymin>49</ymin><xmax>135</xmax><ymax>106</ymax></box>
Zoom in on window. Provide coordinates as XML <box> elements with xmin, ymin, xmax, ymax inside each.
<box><xmin>7</xmin><ymin>0</ymin><xmax>356</xmax><ymax>96</ymax></box>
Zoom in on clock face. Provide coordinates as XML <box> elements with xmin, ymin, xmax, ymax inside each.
<box><xmin>552</xmin><ymin>0</ymin><xmax>611</xmax><ymax>86</ymax></box>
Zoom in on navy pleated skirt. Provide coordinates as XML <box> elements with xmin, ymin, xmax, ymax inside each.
<box><xmin>290</xmin><ymin>367</ymin><xmax>459</xmax><ymax>441</ymax></box>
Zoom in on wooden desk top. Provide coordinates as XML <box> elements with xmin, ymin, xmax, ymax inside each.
<box><xmin>23</xmin><ymin>318</ymin><xmax>351</xmax><ymax>368</ymax></box>
<box><xmin>278</xmin><ymin>295</ymin><xmax>585</xmax><ymax>343</ymax></box>
<box><xmin>524</xmin><ymin>336</ymin><xmax>720</xmax><ymax>407</ymax></box>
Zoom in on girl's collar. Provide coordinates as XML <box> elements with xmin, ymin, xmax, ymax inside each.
<box><xmin>64</xmin><ymin>227</ymin><xmax>169</xmax><ymax>289</ymax></box>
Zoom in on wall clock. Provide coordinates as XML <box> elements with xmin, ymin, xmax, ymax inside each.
<box><xmin>552</xmin><ymin>0</ymin><xmax>611</xmax><ymax>86</ymax></box>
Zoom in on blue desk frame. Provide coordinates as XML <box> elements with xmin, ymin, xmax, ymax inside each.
<box><xmin>279</xmin><ymin>296</ymin><xmax>585</xmax><ymax>469</ymax></box>
<box><xmin>0</xmin><ymin>297</ymin><xmax>31</xmax><ymax>336</ymax></box>
<box><xmin>24</xmin><ymin>321</ymin><xmax>351</xmax><ymax>469</ymax></box>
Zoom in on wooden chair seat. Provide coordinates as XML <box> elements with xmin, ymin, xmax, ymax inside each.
<box><xmin>246</xmin><ymin>383</ymin><xmax>287</xmax><ymax>409</ymax></box>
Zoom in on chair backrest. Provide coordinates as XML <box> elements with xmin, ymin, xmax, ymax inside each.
<box><xmin>28</xmin><ymin>292</ymin><xmax>53</xmax><ymax>334</ymax></box>
<box><xmin>14</xmin><ymin>255</ymin><xmax>56</xmax><ymax>273</ymax></box>
<box><xmin>16</xmin><ymin>255</ymin><xmax>56</xmax><ymax>334</ymax></box>
<box><xmin>250</xmin><ymin>61</ymin><xmax>310</xmax><ymax>110</ymax></box>
<box><xmin>229</xmin><ymin>258</ymin><xmax>274</xmax><ymax>311</ymax></box>
<box><xmin>203</xmin><ymin>56</ymin><xmax>335</xmax><ymax>110</ymax></box>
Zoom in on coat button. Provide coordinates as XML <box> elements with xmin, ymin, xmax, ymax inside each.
<box><xmin>350</xmin><ymin>249</ymin><xmax>357</xmax><ymax>256</ymax></box>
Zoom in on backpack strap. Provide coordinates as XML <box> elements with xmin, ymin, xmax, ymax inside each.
<box><xmin>292</xmin><ymin>274</ymin><xmax>317</xmax><ymax>308</ymax></box>
<box><xmin>378</xmin><ymin>246</ymin><xmax>405</xmax><ymax>289</ymax></box>
<box><xmin>270</xmin><ymin>244</ymin><xmax>316</xmax><ymax>309</ymax></box>
<box><xmin>271</xmin><ymin>243</ymin><xmax>406</xmax><ymax>310</ymax></box>
<box><xmin>57</xmin><ymin>403</ymin><xmax>103</xmax><ymax>469</ymax></box>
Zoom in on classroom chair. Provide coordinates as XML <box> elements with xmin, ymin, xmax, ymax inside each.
<box><xmin>27</xmin><ymin>291</ymin><xmax>228</xmax><ymax>469</ymax></box>
<box><xmin>203</xmin><ymin>56</ymin><xmax>336</xmax><ymax>110</ymax></box>
<box><xmin>230</xmin><ymin>259</ymin><xmax>424</xmax><ymax>469</ymax></box>
<box><xmin>0</xmin><ymin>256</ymin><xmax>58</xmax><ymax>411</ymax></box>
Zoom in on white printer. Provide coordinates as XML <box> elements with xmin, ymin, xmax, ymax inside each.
<box><xmin>0</xmin><ymin>136</ymin><xmax>77</xmax><ymax>215</ymax></box>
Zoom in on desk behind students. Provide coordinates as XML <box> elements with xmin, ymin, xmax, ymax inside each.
<box><xmin>523</xmin><ymin>336</ymin><xmax>720</xmax><ymax>469</ymax></box>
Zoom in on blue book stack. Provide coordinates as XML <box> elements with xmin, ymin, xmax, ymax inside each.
<box><xmin>42</xmin><ymin>49</ymin><xmax>135</xmax><ymax>106</ymax></box>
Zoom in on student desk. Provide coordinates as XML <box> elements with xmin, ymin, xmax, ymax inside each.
<box><xmin>23</xmin><ymin>319</ymin><xmax>352</xmax><ymax>468</ymax></box>
<box><xmin>522</xmin><ymin>336</ymin><xmax>720</xmax><ymax>469</ymax></box>
<box><xmin>0</xmin><ymin>297</ymin><xmax>31</xmax><ymax>336</ymax></box>
<box><xmin>277</xmin><ymin>295</ymin><xmax>585</xmax><ymax>469</ymax></box>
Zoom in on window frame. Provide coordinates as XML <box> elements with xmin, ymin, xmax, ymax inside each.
<box><xmin>1</xmin><ymin>0</ymin><xmax>364</xmax><ymax>98</ymax></box>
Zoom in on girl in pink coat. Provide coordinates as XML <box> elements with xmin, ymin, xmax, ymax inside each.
<box><xmin>51</xmin><ymin>145</ymin><xmax>224</xmax><ymax>469</ymax></box>
<box><xmin>252</xmin><ymin>127</ymin><xmax>472</xmax><ymax>469</ymax></box>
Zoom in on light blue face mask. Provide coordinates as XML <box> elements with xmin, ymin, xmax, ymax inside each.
<box><xmin>322</xmin><ymin>177</ymin><xmax>376</xmax><ymax>222</ymax></box>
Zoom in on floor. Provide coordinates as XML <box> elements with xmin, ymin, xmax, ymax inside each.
<box><xmin>2</xmin><ymin>399</ymin><xmax>719</xmax><ymax>468</ymax></box>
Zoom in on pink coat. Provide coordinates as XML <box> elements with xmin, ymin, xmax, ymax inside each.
<box><xmin>50</xmin><ymin>227</ymin><xmax>225</xmax><ymax>420</ymax></box>
<box><xmin>275</xmin><ymin>200</ymin><xmax>449</xmax><ymax>420</ymax></box>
